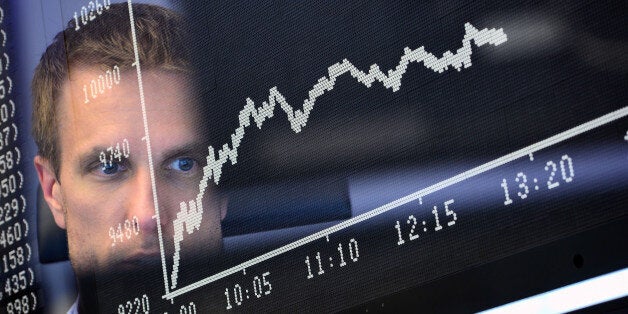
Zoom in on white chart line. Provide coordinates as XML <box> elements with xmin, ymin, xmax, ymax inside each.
<box><xmin>168</xmin><ymin>22</ymin><xmax>508</xmax><ymax>290</ymax></box>
<box><xmin>164</xmin><ymin>106</ymin><xmax>628</xmax><ymax>300</ymax></box>
<box><xmin>126</xmin><ymin>0</ymin><xmax>170</xmax><ymax>295</ymax></box>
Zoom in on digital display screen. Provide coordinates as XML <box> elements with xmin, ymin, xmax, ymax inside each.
<box><xmin>0</xmin><ymin>0</ymin><xmax>626</xmax><ymax>312</ymax></box>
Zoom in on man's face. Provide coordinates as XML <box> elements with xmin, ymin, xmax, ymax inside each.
<box><xmin>36</xmin><ymin>68</ymin><xmax>225</xmax><ymax>279</ymax></box>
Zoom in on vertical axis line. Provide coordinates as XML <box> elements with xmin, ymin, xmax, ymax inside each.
<box><xmin>126</xmin><ymin>0</ymin><xmax>170</xmax><ymax>296</ymax></box>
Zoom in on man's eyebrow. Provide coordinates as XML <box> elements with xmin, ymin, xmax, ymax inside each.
<box><xmin>159</xmin><ymin>142</ymin><xmax>207</xmax><ymax>163</ymax></box>
<box><xmin>77</xmin><ymin>146</ymin><xmax>109</xmax><ymax>170</ymax></box>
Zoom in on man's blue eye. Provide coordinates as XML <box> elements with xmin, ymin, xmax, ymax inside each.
<box><xmin>171</xmin><ymin>157</ymin><xmax>195</xmax><ymax>172</ymax></box>
<box><xmin>100</xmin><ymin>162</ymin><xmax>120</xmax><ymax>175</ymax></box>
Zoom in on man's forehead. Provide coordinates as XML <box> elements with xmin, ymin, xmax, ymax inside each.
<box><xmin>59</xmin><ymin>68</ymin><xmax>198</xmax><ymax>119</ymax></box>
<box><xmin>56</xmin><ymin>68</ymin><xmax>204</xmax><ymax>156</ymax></box>
<box><xmin>66</xmin><ymin>66</ymin><xmax>190</xmax><ymax>94</ymax></box>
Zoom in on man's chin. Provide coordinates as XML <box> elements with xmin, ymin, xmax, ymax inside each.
<box><xmin>89</xmin><ymin>255</ymin><xmax>165</xmax><ymax>307</ymax></box>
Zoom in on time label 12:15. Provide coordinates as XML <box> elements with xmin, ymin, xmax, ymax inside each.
<box><xmin>394</xmin><ymin>199</ymin><xmax>456</xmax><ymax>246</ymax></box>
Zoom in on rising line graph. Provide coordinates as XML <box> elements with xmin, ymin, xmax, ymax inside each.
<box><xmin>168</xmin><ymin>22</ymin><xmax>508</xmax><ymax>290</ymax></box>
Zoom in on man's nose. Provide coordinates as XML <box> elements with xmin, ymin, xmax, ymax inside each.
<box><xmin>126</xmin><ymin>167</ymin><xmax>158</xmax><ymax>234</ymax></box>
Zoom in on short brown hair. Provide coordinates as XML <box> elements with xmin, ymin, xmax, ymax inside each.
<box><xmin>31</xmin><ymin>3</ymin><xmax>191</xmax><ymax>175</ymax></box>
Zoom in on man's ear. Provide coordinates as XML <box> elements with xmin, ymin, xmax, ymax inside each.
<box><xmin>34</xmin><ymin>156</ymin><xmax>66</xmax><ymax>230</ymax></box>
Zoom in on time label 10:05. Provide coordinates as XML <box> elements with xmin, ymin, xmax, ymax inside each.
<box><xmin>501</xmin><ymin>154</ymin><xmax>575</xmax><ymax>206</ymax></box>
<box><xmin>224</xmin><ymin>271</ymin><xmax>272</xmax><ymax>310</ymax></box>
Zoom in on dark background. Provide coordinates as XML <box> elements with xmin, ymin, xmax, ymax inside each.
<box><xmin>4</xmin><ymin>0</ymin><xmax>626</xmax><ymax>312</ymax></box>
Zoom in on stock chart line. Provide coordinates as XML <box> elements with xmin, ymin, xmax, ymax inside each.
<box><xmin>168</xmin><ymin>22</ymin><xmax>508</xmax><ymax>290</ymax></box>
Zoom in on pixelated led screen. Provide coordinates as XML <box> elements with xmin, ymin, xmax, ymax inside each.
<box><xmin>0</xmin><ymin>0</ymin><xmax>626</xmax><ymax>312</ymax></box>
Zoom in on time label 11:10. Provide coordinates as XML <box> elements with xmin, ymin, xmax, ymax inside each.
<box><xmin>304</xmin><ymin>238</ymin><xmax>359</xmax><ymax>279</ymax></box>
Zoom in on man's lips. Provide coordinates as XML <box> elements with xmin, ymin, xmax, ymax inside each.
<box><xmin>128</xmin><ymin>249</ymin><xmax>160</xmax><ymax>259</ymax></box>
<box><xmin>121</xmin><ymin>250</ymin><xmax>161</xmax><ymax>266</ymax></box>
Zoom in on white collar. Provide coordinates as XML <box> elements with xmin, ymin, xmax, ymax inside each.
<box><xmin>67</xmin><ymin>297</ymin><xmax>79</xmax><ymax>314</ymax></box>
